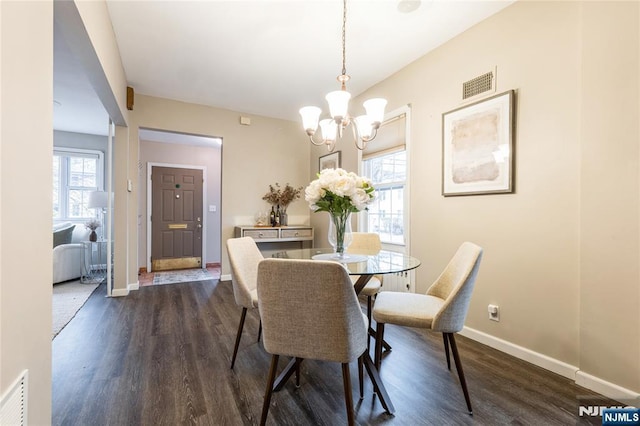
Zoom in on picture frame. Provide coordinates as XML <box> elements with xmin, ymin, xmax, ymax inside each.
<box><xmin>442</xmin><ymin>90</ymin><xmax>515</xmax><ymax>196</ymax></box>
<box><xmin>319</xmin><ymin>151</ymin><xmax>341</xmax><ymax>172</ymax></box>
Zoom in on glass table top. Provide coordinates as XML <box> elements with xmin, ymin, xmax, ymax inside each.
<box><xmin>283</xmin><ymin>248</ymin><xmax>421</xmax><ymax>276</ymax></box>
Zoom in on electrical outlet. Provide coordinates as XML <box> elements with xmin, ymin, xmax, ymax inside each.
<box><xmin>488</xmin><ymin>304</ymin><xmax>500</xmax><ymax>322</ymax></box>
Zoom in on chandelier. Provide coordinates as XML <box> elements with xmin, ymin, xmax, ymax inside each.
<box><xmin>299</xmin><ymin>0</ymin><xmax>387</xmax><ymax>152</ymax></box>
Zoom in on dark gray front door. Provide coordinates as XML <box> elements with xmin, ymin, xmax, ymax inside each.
<box><xmin>151</xmin><ymin>166</ymin><xmax>203</xmax><ymax>271</ymax></box>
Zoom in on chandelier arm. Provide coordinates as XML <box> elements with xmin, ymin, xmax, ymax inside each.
<box><xmin>350</xmin><ymin>121</ymin><xmax>367</xmax><ymax>151</ymax></box>
<box><xmin>308</xmin><ymin>133</ymin><xmax>328</xmax><ymax>146</ymax></box>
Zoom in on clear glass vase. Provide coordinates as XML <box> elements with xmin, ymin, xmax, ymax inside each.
<box><xmin>328</xmin><ymin>212</ymin><xmax>353</xmax><ymax>258</ymax></box>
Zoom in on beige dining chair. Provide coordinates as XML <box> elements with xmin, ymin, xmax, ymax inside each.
<box><xmin>257</xmin><ymin>258</ymin><xmax>369</xmax><ymax>426</ymax></box>
<box><xmin>347</xmin><ymin>232</ymin><xmax>383</xmax><ymax>349</ymax></box>
<box><xmin>372</xmin><ymin>241</ymin><xmax>483</xmax><ymax>414</ymax></box>
<box><xmin>226</xmin><ymin>236</ymin><xmax>264</xmax><ymax>369</ymax></box>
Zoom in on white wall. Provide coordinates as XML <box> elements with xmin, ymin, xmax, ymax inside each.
<box><xmin>312</xmin><ymin>1</ymin><xmax>640</xmax><ymax>399</ymax></box>
<box><xmin>0</xmin><ymin>1</ymin><xmax>54</xmax><ymax>423</ymax></box>
<box><xmin>54</xmin><ymin>129</ymin><xmax>108</xmax><ymax>152</ymax></box>
<box><xmin>139</xmin><ymin>139</ymin><xmax>222</xmax><ymax>268</ymax></box>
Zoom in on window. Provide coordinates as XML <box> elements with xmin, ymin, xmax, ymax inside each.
<box><xmin>53</xmin><ymin>148</ymin><xmax>103</xmax><ymax>220</ymax></box>
<box><xmin>362</xmin><ymin>150</ymin><xmax>406</xmax><ymax>245</ymax></box>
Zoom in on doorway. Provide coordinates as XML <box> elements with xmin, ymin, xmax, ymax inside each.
<box><xmin>140</xmin><ymin>128</ymin><xmax>223</xmax><ymax>276</ymax></box>
<box><xmin>150</xmin><ymin>166</ymin><xmax>204</xmax><ymax>271</ymax></box>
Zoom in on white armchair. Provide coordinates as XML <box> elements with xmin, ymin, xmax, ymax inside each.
<box><xmin>53</xmin><ymin>222</ymin><xmax>91</xmax><ymax>284</ymax></box>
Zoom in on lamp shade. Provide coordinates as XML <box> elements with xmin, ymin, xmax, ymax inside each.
<box><xmin>319</xmin><ymin>119</ymin><xmax>337</xmax><ymax>142</ymax></box>
<box><xmin>355</xmin><ymin>115</ymin><xmax>374</xmax><ymax>140</ymax></box>
<box><xmin>299</xmin><ymin>106</ymin><xmax>321</xmax><ymax>132</ymax></box>
<box><xmin>326</xmin><ymin>90</ymin><xmax>351</xmax><ymax>120</ymax></box>
<box><xmin>87</xmin><ymin>191</ymin><xmax>108</xmax><ymax>209</ymax></box>
<box><xmin>363</xmin><ymin>98</ymin><xmax>387</xmax><ymax>124</ymax></box>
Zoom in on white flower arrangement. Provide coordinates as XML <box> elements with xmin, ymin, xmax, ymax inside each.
<box><xmin>305</xmin><ymin>168</ymin><xmax>376</xmax><ymax>214</ymax></box>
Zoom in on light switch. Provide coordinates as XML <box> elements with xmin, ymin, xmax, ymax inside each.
<box><xmin>209</xmin><ymin>205</ymin><xmax>217</xmax><ymax>212</ymax></box>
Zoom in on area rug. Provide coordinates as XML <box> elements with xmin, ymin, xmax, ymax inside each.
<box><xmin>152</xmin><ymin>268</ymin><xmax>214</xmax><ymax>285</ymax></box>
<box><xmin>52</xmin><ymin>280</ymin><xmax>99</xmax><ymax>339</ymax></box>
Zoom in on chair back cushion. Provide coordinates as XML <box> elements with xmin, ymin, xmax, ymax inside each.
<box><xmin>347</xmin><ymin>232</ymin><xmax>382</xmax><ymax>255</ymax></box>
<box><xmin>257</xmin><ymin>258</ymin><xmax>367</xmax><ymax>363</ymax></box>
<box><xmin>427</xmin><ymin>242</ymin><xmax>483</xmax><ymax>333</ymax></box>
<box><xmin>226</xmin><ymin>237</ymin><xmax>264</xmax><ymax>309</ymax></box>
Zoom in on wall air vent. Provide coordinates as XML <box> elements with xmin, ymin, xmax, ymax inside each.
<box><xmin>0</xmin><ymin>370</ymin><xmax>28</xmax><ymax>426</ymax></box>
<box><xmin>463</xmin><ymin>70</ymin><xmax>495</xmax><ymax>100</ymax></box>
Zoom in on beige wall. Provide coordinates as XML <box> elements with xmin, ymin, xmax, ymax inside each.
<box><xmin>0</xmin><ymin>1</ymin><xmax>54</xmax><ymax>423</ymax></box>
<box><xmin>130</xmin><ymin>94</ymin><xmax>311</xmax><ymax>277</ymax></box>
<box><xmin>579</xmin><ymin>1</ymin><xmax>640</xmax><ymax>393</ymax></box>
<box><xmin>313</xmin><ymin>1</ymin><xmax>640</xmax><ymax>396</ymax></box>
<box><xmin>139</xmin><ymin>140</ymin><xmax>222</xmax><ymax>268</ymax></box>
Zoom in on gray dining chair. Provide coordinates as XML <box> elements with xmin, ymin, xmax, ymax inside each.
<box><xmin>347</xmin><ymin>232</ymin><xmax>383</xmax><ymax>349</ymax></box>
<box><xmin>372</xmin><ymin>241</ymin><xmax>483</xmax><ymax>414</ymax></box>
<box><xmin>226</xmin><ymin>236</ymin><xmax>264</xmax><ymax>369</ymax></box>
<box><xmin>257</xmin><ymin>258</ymin><xmax>369</xmax><ymax>426</ymax></box>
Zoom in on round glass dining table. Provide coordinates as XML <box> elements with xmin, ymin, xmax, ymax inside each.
<box><xmin>283</xmin><ymin>248</ymin><xmax>421</xmax><ymax>294</ymax></box>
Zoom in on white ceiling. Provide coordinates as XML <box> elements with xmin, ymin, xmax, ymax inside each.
<box><xmin>54</xmin><ymin>0</ymin><xmax>515</xmax><ymax>137</ymax></box>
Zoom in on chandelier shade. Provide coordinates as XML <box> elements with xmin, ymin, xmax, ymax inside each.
<box><xmin>299</xmin><ymin>0</ymin><xmax>387</xmax><ymax>151</ymax></box>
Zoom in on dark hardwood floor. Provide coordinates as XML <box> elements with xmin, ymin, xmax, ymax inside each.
<box><xmin>52</xmin><ymin>279</ymin><xmax>614</xmax><ymax>425</ymax></box>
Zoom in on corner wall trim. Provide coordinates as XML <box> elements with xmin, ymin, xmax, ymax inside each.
<box><xmin>128</xmin><ymin>281</ymin><xmax>140</xmax><ymax>292</ymax></box>
<box><xmin>575</xmin><ymin>371</ymin><xmax>640</xmax><ymax>405</ymax></box>
<box><xmin>111</xmin><ymin>287</ymin><xmax>129</xmax><ymax>297</ymax></box>
<box><xmin>220</xmin><ymin>274</ymin><xmax>231</xmax><ymax>282</ymax></box>
<box><xmin>460</xmin><ymin>327</ymin><xmax>640</xmax><ymax>404</ymax></box>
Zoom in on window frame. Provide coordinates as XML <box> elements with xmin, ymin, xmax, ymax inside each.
<box><xmin>358</xmin><ymin>105</ymin><xmax>411</xmax><ymax>253</ymax></box>
<box><xmin>53</xmin><ymin>147</ymin><xmax>104</xmax><ymax>222</ymax></box>
<box><xmin>361</xmin><ymin>150</ymin><xmax>407</xmax><ymax>247</ymax></box>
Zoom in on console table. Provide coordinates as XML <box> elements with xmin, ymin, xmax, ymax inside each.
<box><xmin>234</xmin><ymin>226</ymin><xmax>314</xmax><ymax>251</ymax></box>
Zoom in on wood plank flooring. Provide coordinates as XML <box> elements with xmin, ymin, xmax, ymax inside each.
<box><xmin>52</xmin><ymin>279</ymin><xmax>615</xmax><ymax>425</ymax></box>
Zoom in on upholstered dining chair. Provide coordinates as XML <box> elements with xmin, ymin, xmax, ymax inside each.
<box><xmin>226</xmin><ymin>236</ymin><xmax>264</xmax><ymax>369</ymax></box>
<box><xmin>347</xmin><ymin>232</ymin><xmax>383</xmax><ymax>349</ymax></box>
<box><xmin>257</xmin><ymin>258</ymin><xmax>369</xmax><ymax>426</ymax></box>
<box><xmin>372</xmin><ymin>242</ymin><xmax>483</xmax><ymax>414</ymax></box>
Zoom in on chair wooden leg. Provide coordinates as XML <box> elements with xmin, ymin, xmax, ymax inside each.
<box><xmin>341</xmin><ymin>363</ymin><xmax>355</xmax><ymax>426</ymax></box>
<box><xmin>258</xmin><ymin>319</ymin><xmax>262</xmax><ymax>343</ymax></box>
<box><xmin>230</xmin><ymin>308</ymin><xmax>247</xmax><ymax>369</ymax></box>
<box><xmin>447</xmin><ymin>333</ymin><xmax>473</xmax><ymax>414</ymax></box>
<box><xmin>374</xmin><ymin>323</ymin><xmax>385</xmax><ymax>371</ymax></box>
<box><xmin>261</xmin><ymin>354</ymin><xmax>280</xmax><ymax>426</ymax></box>
<box><xmin>295</xmin><ymin>357</ymin><xmax>302</xmax><ymax>388</ymax></box>
<box><xmin>443</xmin><ymin>333</ymin><xmax>451</xmax><ymax>370</ymax></box>
<box><xmin>358</xmin><ymin>355</ymin><xmax>364</xmax><ymax>399</ymax></box>
<box><xmin>366</xmin><ymin>296</ymin><xmax>373</xmax><ymax>351</ymax></box>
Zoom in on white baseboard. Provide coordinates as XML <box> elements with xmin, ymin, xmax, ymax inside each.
<box><xmin>460</xmin><ymin>326</ymin><xmax>640</xmax><ymax>404</ymax></box>
<box><xmin>575</xmin><ymin>371</ymin><xmax>640</xmax><ymax>405</ymax></box>
<box><xmin>128</xmin><ymin>280</ymin><xmax>140</xmax><ymax>291</ymax></box>
<box><xmin>460</xmin><ymin>326</ymin><xmax>579</xmax><ymax>379</ymax></box>
<box><xmin>220</xmin><ymin>274</ymin><xmax>231</xmax><ymax>282</ymax></box>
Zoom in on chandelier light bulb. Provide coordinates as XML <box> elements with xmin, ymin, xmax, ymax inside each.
<box><xmin>355</xmin><ymin>115</ymin><xmax>375</xmax><ymax>140</ymax></box>
<box><xmin>363</xmin><ymin>98</ymin><xmax>388</xmax><ymax>125</ymax></box>
<box><xmin>299</xmin><ymin>106</ymin><xmax>322</xmax><ymax>134</ymax></box>
<box><xmin>319</xmin><ymin>118</ymin><xmax>338</xmax><ymax>143</ymax></box>
<box><xmin>326</xmin><ymin>90</ymin><xmax>351</xmax><ymax>122</ymax></box>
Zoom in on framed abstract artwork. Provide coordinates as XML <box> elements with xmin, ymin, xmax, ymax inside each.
<box><xmin>442</xmin><ymin>90</ymin><xmax>515</xmax><ymax>196</ymax></box>
<box><xmin>319</xmin><ymin>151</ymin><xmax>341</xmax><ymax>172</ymax></box>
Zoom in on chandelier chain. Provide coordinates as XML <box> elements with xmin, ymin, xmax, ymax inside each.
<box><xmin>341</xmin><ymin>0</ymin><xmax>347</xmax><ymax>78</ymax></box>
